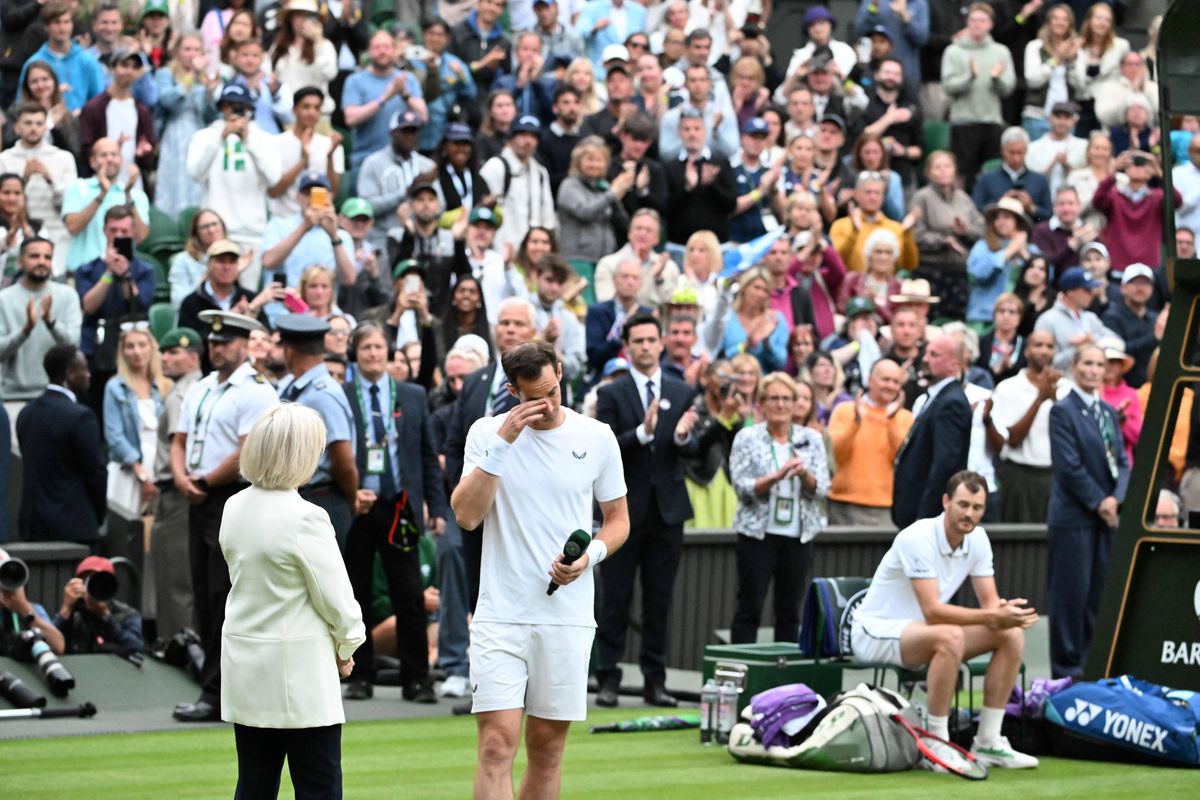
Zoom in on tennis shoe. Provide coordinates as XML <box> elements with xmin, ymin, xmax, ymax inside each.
<box><xmin>970</xmin><ymin>735</ymin><xmax>1039</xmax><ymax>769</ymax></box>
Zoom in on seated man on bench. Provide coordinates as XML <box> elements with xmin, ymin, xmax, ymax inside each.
<box><xmin>849</xmin><ymin>470</ymin><xmax>1039</xmax><ymax>769</ymax></box>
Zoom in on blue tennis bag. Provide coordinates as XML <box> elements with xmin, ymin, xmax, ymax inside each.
<box><xmin>1044</xmin><ymin>675</ymin><xmax>1200</xmax><ymax>766</ymax></box>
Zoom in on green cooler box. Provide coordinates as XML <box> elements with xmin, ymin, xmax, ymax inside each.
<box><xmin>702</xmin><ymin>643</ymin><xmax>844</xmax><ymax>706</ymax></box>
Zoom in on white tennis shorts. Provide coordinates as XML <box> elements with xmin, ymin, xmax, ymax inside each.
<box><xmin>469</xmin><ymin>621</ymin><xmax>595</xmax><ymax>721</ymax></box>
<box><xmin>850</xmin><ymin>616</ymin><xmax>920</xmax><ymax>667</ymax></box>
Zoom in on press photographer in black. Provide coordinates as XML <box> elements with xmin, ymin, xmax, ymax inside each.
<box><xmin>52</xmin><ymin>556</ymin><xmax>144</xmax><ymax>655</ymax></box>
<box><xmin>0</xmin><ymin>548</ymin><xmax>65</xmax><ymax>656</ymax></box>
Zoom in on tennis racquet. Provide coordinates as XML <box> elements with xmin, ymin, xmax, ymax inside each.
<box><xmin>891</xmin><ymin>713</ymin><xmax>989</xmax><ymax>780</ymax></box>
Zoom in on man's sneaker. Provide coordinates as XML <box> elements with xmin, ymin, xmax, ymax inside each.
<box><xmin>970</xmin><ymin>736</ymin><xmax>1039</xmax><ymax>769</ymax></box>
<box><xmin>439</xmin><ymin>675</ymin><xmax>470</xmax><ymax>698</ymax></box>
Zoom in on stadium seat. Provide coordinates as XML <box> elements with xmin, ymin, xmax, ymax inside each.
<box><xmin>148</xmin><ymin>302</ymin><xmax>176</xmax><ymax>344</ymax></box>
<box><xmin>176</xmin><ymin>206</ymin><xmax>199</xmax><ymax>240</ymax></box>
<box><xmin>145</xmin><ymin>207</ymin><xmax>184</xmax><ymax>252</ymax></box>
<box><xmin>921</xmin><ymin>120</ymin><xmax>951</xmax><ymax>170</ymax></box>
<box><xmin>979</xmin><ymin>158</ymin><xmax>1002</xmax><ymax>174</ymax></box>
<box><xmin>568</xmin><ymin>259</ymin><xmax>596</xmax><ymax>306</ymax></box>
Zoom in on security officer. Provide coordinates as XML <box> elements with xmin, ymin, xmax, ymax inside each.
<box><xmin>275</xmin><ymin>314</ymin><xmax>369</xmax><ymax>548</ymax></box>
<box><xmin>341</xmin><ymin>321</ymin><xmax>448</xmax><ymax>704</ymax></box>
<box><xmin>171</xmin><ymin>311</ymin><xmax>278</xmax><ymax>722</ymax></box>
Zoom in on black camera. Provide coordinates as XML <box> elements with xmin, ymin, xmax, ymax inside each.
<box><xmin>717</xmin><ymin>381</ymin><xmax>735</xmax><ymax>399</ymax></box>
<box><xmin>15</xmin><ymin>630</ymin><xmax>75</xmax><ymax>697</ymax></box>
<box><xmin>0</xmin><ymin>557</ymin><xmax>28</xmax><ymax>591</ymax></box>
<box><xmin>0</xmin><ymin>668</ymin><xmax>46</xmax><ymax>708</ymax></box>
<box><xmin>1131</xmin><ymin>154</ymin><xmax>1150</xmax><ymax>168</ymax></box>
<box><xmin>85</xmin><ymin>571</ymin><xmax>118</xmax><ymax>604</ymax></box>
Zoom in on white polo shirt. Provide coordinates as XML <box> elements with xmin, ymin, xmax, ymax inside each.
<box><xmin>855</xmin><ymin>514</ymin><xmax>995</xmax><ymax>623</ymax></box>
<box><xmin>989</xmin><ymin>370</ymin><xmax>1071</xmax><ymax>467</ymax></box>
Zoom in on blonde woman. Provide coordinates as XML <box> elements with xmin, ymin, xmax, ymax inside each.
<box><xmin>564</xmin><ymin>57</ymin><xmax>606</xmax><ymax>116</ymax></box>
<box><xmin>721</xmin><ymin>267</ymin><xmax>788</xmax><ymax>372</ymax></box>
<box><xmin>1066</xmin><ymin>130</ymin><xmax>1115</xmax><ymax>222</ymax></box>
<box><xmin>104</xmin><ymin>325</ymin><xmax>172</xmax><ymax>516</ymax></box>
<box><xmin>1072</xmin><ymin>2</ymin><xmax>1129</xmax><ymax>133</ymax></box>
<box><xmin>729</xmin><ymin>371</ymin><xmax>828</xmax><ymax>644</ymax></box>
<box><xmin>154</xmin><ymin>34</ymin><xmax>216</xmax><ymax>216</ymax></box>
<box><xmin>221</xmin><ymin>403</ymin><xmax>365</xmax><ymax>797</ymax></box>
<box><xmin>680</xmin><ymin>230</ymin><xmax>722</xmax><ymax>320</ymax></box>
<box><xmin>556</xmin><ymin>136</ymin><xmax>632</xmax><ymax>263</ymax></box>
<box><xmin>1022</xmin><ymin>3</ymin><xmax>1080</xmax><ymax>140</ymax></box>
<box><xmin>299</xmin><ymin>264</ymin><xmax>356</xmax><ymax>326</ymax></box>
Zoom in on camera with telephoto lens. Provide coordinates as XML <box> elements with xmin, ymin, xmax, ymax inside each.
<box><xmin>0</xmin><ymin>668</ymin><xmax>46</xmax><ymax>708</ymax></box>
<box><xmin>84</xmin><ymin>571</ymin><xmax>118</xmax><ymax>604</ymax></box>
<box><xmin>0</xmin><ymin>556</ymin><xmax>29</xmax><ymax>592</ymax></box>
<box><xmin>15</xmin><ymin>629</ymin><xmax>75</xmax><ymax>697</ymax></box>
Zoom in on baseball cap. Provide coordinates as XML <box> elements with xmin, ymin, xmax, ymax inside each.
<box><xmin>533</xmin><ymin>0</ymin><xmax>555</xmax><ymax>6</ymax></box>
<box><xmin>602</xmin><ymin>44</ymin><xmax>629</xmax><ymax>64</ymax></box>
<box><xmin>217</xmin><ymin>83</ymin><xmax>254</xmax><ymax>108</ymax></box>
<box><xmin>159</xmin><ymin>327</ymin><xmax>203</xmax><ymax>352</ymax></box>
<box><xmin>469</xmin><ymin>206</ymin><xmax>499</xmax><ymax>227</ymax></box>
<box><xmin>206</xmin><ymin>239</ymin><xmax>242</xmax><ymax>258</ymax></box>
<box><xmin>407</xmin><ymin>180</ymin><xmax>438</xmax><ymax>199</ymax></box>
<box><xmin>392</xmin><ymin>259</ymin><xmax>424</xmax><ymax>280</ymax></box>
<box><xmin>741</xmin><ymin>117</ymin><xmax>770</xmax><ymax>136</ymax></box>
<box><xmin>845</xmin><ymin>296</ymin><xmax>876</xmax><ymax>317</ymax></box>
<box><xmin>819</xmin><ymin>113</ymin><xmax>847</xmax><ymax>132</ymax></box>
<box><xmin>1080</xmin><ymin>241</ymin><xmax>1110</xmax><ymax>261</ymax></box>
<box><xmin>142</xmin><ymin>0</ymin><xmax>169</xmax><ymax>18</ymax></box>
<box><xmin>869</xmin><ymin>24</ymin><xmax>892</xmax><ymax>40</ymax></box>
<box><xmin>340</xmin><ymin>197</ymin><xmax>374</xmax><ymax>219</ymax></box>
<box><xmin>76</xmin><ymin>556</ymin><xmax>115</xmax><ymax>576</ymax></box>
<box><xmin>389</xmin><ymin>109</ymin><xmax>422</xmax><ymax>130</ymax></box>
<box><xmin>444</xmin><ymin>122</ymin><xmax>473</xmax><ymax>142</ymax></box>
<box><xmin>601</xmin><ymin>357</ymin><xmax>631</xmax><ymax>378</ymax></box>
<box><xmin>298</xmin><ymin>172</ymin><xmax>331</xmax><ymax>192</ymax></box>
<box><xmin>109</xmin><ymin>46</ymin><xmax>145</xmax><ymax>68</ymax></box>
<box><xmin>606</xmin><ymin>62</ymin><xmax>631</xmax><ymax>78</ymax></box>
<box><xmin>1050</xmin><ymin>101</ymin><xmax>1078</xmax><ymax>117</ymax></box>
<box><xmin>1121</xmin><ymin>263</ymin><xmax>1156</xmax><ymax>285</ymax></box>
<box><xmin>510</xmin><ymin>115</ymin><xmax>542</xmax><ymax>135</ymax></box>
<box><xmin>1060</xmin><ymin>266</ymin><xmax>1102</xmax><ymax>292</ymax></box>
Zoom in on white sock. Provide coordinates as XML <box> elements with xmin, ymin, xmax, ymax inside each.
<box><xmin>927</xmin><ymin>714</ymin><xmax>949</xmax><ymax>740</ymax></box>
<box><xmin>977</xmin><ymin>707</ymin><xmax>1005</xmax><ymax>743</ymax></box>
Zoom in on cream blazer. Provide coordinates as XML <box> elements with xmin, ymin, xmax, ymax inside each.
<box><xmin>219</xmin><ymin>486</ymin><xmax>365</xmax><ymax>729</ymax></box>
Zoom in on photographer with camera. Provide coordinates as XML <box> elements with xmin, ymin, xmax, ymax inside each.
<box><xmin>52</xmin><ymin>555</ymin><xmax>143</xmax><ymax>655</ymax></box>
<box><xmin>0</xmin><ymin>548</ymin><xmax>65</xmax><ymax>656</ymax></box>
<box><xmin>1092</xmin><ymin>150</ymin><xmax>1181</xmax><ymax>275</ymax></box>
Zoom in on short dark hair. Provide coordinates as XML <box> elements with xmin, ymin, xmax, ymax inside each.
<box><xmin>666</xmin><ymin>314</ymin><xmax>697</xmax><ymax>331</ymax></box>
<box><xmin>553</xmin><ymin>84</ymin><xmax>581</xmax><ymax>104</ymax></box>
<box><xmin>14</xmin><ymin>102</ymin><xmax>47</xmax><ymax>121</ymax></box>
<box><xmin>293</xmin><ymin>86</ymin><xmax>324</xmax><ymax>106</ymax></box>
<box><xmin>622</xmin><ymin>113</ymin><xmax>656</xmax><ymax>141</ymax></box>
<box><xmin>104</xmin><ymin>205</ymin><xmax>133</xmax><ymax>225</ymax></box>
<box><xmin>324</xmin><ymin>353</ymin><xmax>347</xmax><ymax>367</ymax></box>
<box><xmin>44</xmin><ymin>343</ymin><xmax>79</xmax><ymax>384</ymax></box>
<box><xmin>685</xmin><ymin>28</ymin><xmax>712</xmax><ymax>46</ymax></box>
<box><xmin>621</xmin><ymin>313</ymin><xmax>661</xmax><ymax>342</ymax></box>
<box><xmin>350</xmin><ymin>321</ymin><xmax>390</xmax><ymax>361</ymax></box>
<box><xmin>19</xmin><ymin>236</ymin><xmax>52</xmax><ymax>257</ymax></box>
<box><xmin>946</xmin><ymin>470</ymin><xmax>988</xmax><ymax>499</ymax></box>
<box><xmin>536</xmin><ymin>253</ymin><xmax>570</xmax><ymax>282</ymax></box>
<box><xmin>423</xmin><ymin>17</ymin><xmax>450</xmax><ymax>34</ymax></box>
<box><xmin>501</xmin><ymin>341</ymin><xmax>559</xmax><ymax>387</ymax></box>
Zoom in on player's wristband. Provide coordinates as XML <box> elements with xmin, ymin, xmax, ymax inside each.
<box><xmin>477</xmin><ymin>436</ymin><xmax>511</xmax><ymax>476</ymax></box>
<box><xmin>586</xmin><ymin>539</ymin><xmax>608</xmax><ymax>569</ymax></box>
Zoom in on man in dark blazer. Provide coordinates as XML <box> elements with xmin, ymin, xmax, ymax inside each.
<box><xmin>16</xmin><ymin>344</ymin><xmax>106</xmax><ymax>546</ymax></box>
<box><xmin>892</xmin><ymin>335</ymin><xmax>972</xmax><ymax>530</ymax></box>
<box><xmin>595</xmin><ymin>313</ymin><xmax>700</xmax><ymax>707</ymax></box>
<box><xmin>971</xmin><ymin>129</ymin><xmax>1053</xmax><ymax>222</ymax></box>
<box><xmin>1046</xmin><ymin>344</ymin><xmax>1130</xmax><ymax>679</ymax></box>
<box><xmin>584</xmin><ymin>262</ymin><xmax>653</xmax><ymax>377</ymax></box>
<box><xmin>341</xmin><ymin>322</ymin><xmax>448</xmax><ymax>702</ymax></box>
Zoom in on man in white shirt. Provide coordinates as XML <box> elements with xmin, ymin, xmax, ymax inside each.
<box><xmin>451</xmin><ymin>340</ymin><xmax>629</xmax><ymax>799</ymax></box>
<box><xmin>185</xmin><ymin>84</ymin><xmax>282</xmax><ymax>291</ymax></box>
<box><xmin>850</xmin><ymin>470</ymin><xmax>1040</xmax><ymax>769</ymax></box>
<box><xmin>985</xmin><ymin>331</ymin><xmax>1068</xmax><ymax>522</ymax></box>
<box><xmin>480</xmin><ymin>115</ymin><xmax>558</xmax><ymax>251</ymax></box>
<box><xmin>1024</xmin><ymin>102</ymin><xmax>1088</xmax><ymax>196</ymax></box>
<box><xmin>0</xmin><ymin>104</ymin><xmax>78</xmax><ymax>277</ymax></box>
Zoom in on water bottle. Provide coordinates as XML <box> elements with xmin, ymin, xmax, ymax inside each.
<box><xmin>700</xmin><ymin>678</ymin><xmax>719</xmax><ymax>744</ymax></box>
<box><xmin>716</xmin><ymin>681</ymin><xmax>738</xmax><ymax>745</ymax></box>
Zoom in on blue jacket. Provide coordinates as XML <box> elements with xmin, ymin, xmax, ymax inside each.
<box><xmin>102</xmin><ymin>375</ymin><xmax>164</xmax><ymax>466</ymax></box>
<box><xmin>972</xmin><ymin>166</ymin><xmax>1052</xmax><ymax>221</ymax></box>
<box><xmin>853</xmin><ymin>0</ymin><xmax>929</xmax><ymax>94</ymax></box>
<box><xmin>74</xmin><ymin>258</ymin><xmax>157</xmax><ymax>357</ymax></box>
<box><xmin>575</xmin><ymin>0</ymin><xmax>648</xmax><ymax>77</ymax></box>
<box><xmin>966</xmin><ymin>239</ymin><xmax>1015</xmax><ymax>323</ymax></box>
<box><xmin>18</xmin><ymin>42</ymin><xmax>106</xmax><ymax>112</ymax></box>
<box><xmin>1048</xmin><ymin>390</ymin><xmax>1130</xmax><ymax>527</ymax></box>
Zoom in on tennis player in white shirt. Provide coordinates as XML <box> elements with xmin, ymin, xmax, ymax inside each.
<box><xmin>452</xmin><ymin>340</ymin><xmax>630</xmax><ymax>799</ymax></box>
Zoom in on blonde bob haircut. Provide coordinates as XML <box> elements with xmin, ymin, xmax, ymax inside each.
<box><xmin>757</xmin><ymin>371</ymin><xmax>799</xmax><ymax>405</ymax></box>
<box><xmin>567</xmin><ymin>135</ymin><xmax>612</xmax><ymax>179</ymax></box>
<box><xmin>240</xmin><ymin>403</ymin><xmax>327</xmax><ymax>490</ymax></box>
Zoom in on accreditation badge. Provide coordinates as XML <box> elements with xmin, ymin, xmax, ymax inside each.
<box><xmin>773</xmin><ymin>496</ymin><xmax>795</xmax><ymax>525</ymax></box>
<box><xmin>189</xmin><ymin>438</ymin><xmax>205</xmax><ymax>469</ymax></box>
<box><xmin>366</xmin><ymin>447</ymin><xmax>387</xmax><ymax>475</ymax></box>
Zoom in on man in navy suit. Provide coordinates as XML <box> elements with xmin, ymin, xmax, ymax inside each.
<box><xmin>584</xmin><ymin>259</ymin><xmax>653</xmax><ymax>378</ymax></box>
<box><xmin>342</xmin><ymin>321</ymin><xmax>448</xmax><ymax>703</ymax></box>
<box><xmin>1047</xmin><ymin>343</ymin><xmax>1129</xmax><ymax>679</ymax></box>
<box><xmin>16</xmin><ymin>344</ymin><xmax>106</xmax><ymax>546</ymax></box>
<box><xmin>892</xmin><ymin>335</ymin><xmax>972</xmax><ymax>530</ymax></box>
<box><xmin>595</xmin><ymin>314</ymin><xmax>700</xmax><ymax>707</ymax></box>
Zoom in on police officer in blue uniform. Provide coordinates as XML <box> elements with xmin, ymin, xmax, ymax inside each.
<box><xmin>171</xmin><ymin>310</ymin><xmax>279</xmax><ymax>722</ymax></box>
<box><xmin>275</xmin><ymin>314</ymin><xmax>370</xmax><ymax>548</ymax></box>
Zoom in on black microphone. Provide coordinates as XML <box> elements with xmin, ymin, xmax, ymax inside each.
<box><xmin>547</xmin><ymin>529</ymin><xmax>592</xmax><ymax>596</ymax></box>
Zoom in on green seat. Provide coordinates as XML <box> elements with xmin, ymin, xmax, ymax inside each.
<box><xmin>980</xmin><ymin>157</ymin><xmax>1002</xmax><ymax>175</ymax></box>
<box><xmin>568</xmin><ymin>259</ymin><xmax>596</xmax><ymax>306</ymax></box>
<box><xmin>176</xmin><ymin>206</ymin><xmax>199</xmax><ymax>240</ymax></box>
<box><xmin>921</xmin><ymin>120</ymin><xmax>951</xmax><ymax>172</ymax></box>
<box><xmin>137</xmin><ymin>250</ymin><xmax>170</xmax><ymax>303</ymax></box>
<box><xmin>148</xmin><ymin>302</ymin><xmax>176</xmax><ymax>344</ymax></box>
<box><xmin>371</xmin><ymin>8</ymin><xmax>396</xmax><ymax>30</ymax></box>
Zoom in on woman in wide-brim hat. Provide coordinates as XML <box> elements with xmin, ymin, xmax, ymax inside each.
<box><xmin>966</xmin><ymin>195</ymin><xmax>1034</xmax><ymax>327</ymax></box>
<box><xmin>1100</xmin><ymin>336</ymin><xmax>1142</xmax><ymax>464</ymax></box>
<box><xmin>271</xmin><ymin>0</ymin><xmax>338</xmax><ymax>116</ymax></box>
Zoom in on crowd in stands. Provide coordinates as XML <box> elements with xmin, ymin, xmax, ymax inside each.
<box><xmin>0</xmin><ymin>0</ymin><xmax>1190</xmax><ymax>693</ymax></box>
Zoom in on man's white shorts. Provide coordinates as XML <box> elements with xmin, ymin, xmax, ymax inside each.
<box><xmin>850</xmin><ymin>616</ymin><xmax>920</xmax><ymax>667</ymax></box>
<box><xmin>470</xmin><ymin>621</ymin><xmax>595</xmax><ymax>721</ymax></box>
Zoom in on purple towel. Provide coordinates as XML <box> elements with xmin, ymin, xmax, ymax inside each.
<box><xmin>1006</xmin><ymin>676</ymin><xmax>1074</xmax><ymax>718</ymax></box>
<box><xmin>750</xmin><ymin>683</ymin><xmax>824</xmax><ymax>748</ymax></box>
